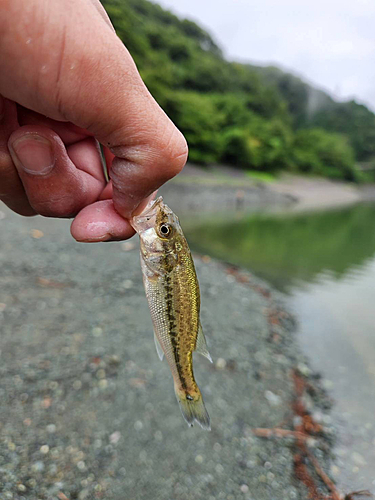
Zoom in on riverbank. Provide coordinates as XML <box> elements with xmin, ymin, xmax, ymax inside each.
<box><xmin>161</xmin><ymin>163</ymin><xmax>375</xmax><ymax>214</ymax></box>
<box><xmin>0</xmin><ymin>204</ymin><xmax>338</xmax><ymax>500</ymax></box>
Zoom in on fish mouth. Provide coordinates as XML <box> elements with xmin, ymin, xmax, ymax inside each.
<box><xmin>138</xmin><ymin>196</ymin><xmax>164</xmax><ymax>217</ymax></box>
<box><xmin>130</xmin><ymin>196</ymin><xmax>164</xmax><ymax>232</ymax></box>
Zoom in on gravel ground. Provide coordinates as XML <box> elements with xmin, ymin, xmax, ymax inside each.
<box><xmin>0</xmin><ymin>205</ymin><xmax>334</xmax><ymax>500</ymax></box>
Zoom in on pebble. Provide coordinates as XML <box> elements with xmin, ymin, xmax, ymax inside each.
<box><xmin>330</xmin><ymin>465</ymin><xmax>340</xmax><ymax>477</ymax></box>
<box><xmin>46</xmin><ymin>424</ymin><xmax>56</xmax><ymax>434</ymax></box>
<box><xmin>48</xmin><ymin>463</ymin><xmax>57</xmax><ymax>475</ymax></box>
<box><xmin>91</xmin><ymin>327</ymin><xmax>103</xmax><ymax>337</ymax></box>
<box><xmin>40</xmin><ymin>445</ymin><xmax>49</xmax><ymax>454</ymax></box>
<box><xmin>134</xmin><ymin>421</ymin><xmax>143</xmax><ymax>431</ymax></box>
<box><xmin>267</xmin><ymin>472</ymin><xmax>275</xmax><ymax>481</ymax></box>
<box><xmin>322</xmin><ymin>379</ymin><xmax>334</xmax><ymax>390</ymax></box>
<box><xmin>121</xmin><ymin>242</ymin><xmax>135</xmax><ymax>252</ymax></box>
<box><xmin>264</xmin><ymin>390</ymin><xmax>281</xmax><ymax>406</ymax></box>
<box><xmin>154</xmin><ymin>430</ymin><xmax>163</xmax><ymax>441</ymax></box>
<box><xmin>351</xmin><ymin>451</ymin><xmax>367</xmax><ymax>466</ymax></box>
<box><xmin>77</xmin><ymin>461</ymin><xmax>86</xmax><ymax>471</ymax></box>
<box><xmin>297</xmin><ymin>362</ymin><xmax>311</xmax><ymax>376</ymax></box>
<box><xmin>122</xmin><ymin>279</ymin><xmax>133</xmax><ymax>289</ymax></box>
<box><xmin>110</xmin><ymin>431</ymin><xmax>121</xmax><ymax>444</ymax></box>
<box><xmin>306</xmin><ymin>438</ymin><xmax>317</xmax><ymax>448</ymax></box>
<box><xmin>240</xmin><ymin>484</ymin><xmax>249</xmax><ymax>493</ymax></box>
<box><xmin>195</xmin><ymin>455</ymin><xmax>204</xmax><ymax>464</ymax></box>
<box><xmin>31</xmin><ymin>229</ymin><xmax>44</xmax><ymax>239</ymax></box>
<box><xmin>32</xmin><ymin>461</ymin><xmax>45</xmax><ymax>472</ymax></box>
<box><xmin>293</xmin><ymin>416</ymin><xmax>303</xmax><ymax>427</ymax></box>
<box><xmin>213</xmin><ymin>442</ymin><xmax>221</xmax><ymax>452</ymax></box>
<box><xmin>312</xmin><ymin>411</ymin><xmax>323</xmax><ymax>423</ymax></box>
<box><xmin>216</xmin><ymin>358</ymin><xmax>227</xmax><ymax>369</ymax></box>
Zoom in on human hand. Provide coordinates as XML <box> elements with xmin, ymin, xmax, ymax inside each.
<box><xmin>0</xmin><ymin>0</ymin><xmax>188</xmax><ymax>241</ymax></box>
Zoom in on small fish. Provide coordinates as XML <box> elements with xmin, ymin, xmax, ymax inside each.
<box><xmin>131</xmin><ymin>196</ymin><xmax>212</xmax><ymax>430</ymax></box>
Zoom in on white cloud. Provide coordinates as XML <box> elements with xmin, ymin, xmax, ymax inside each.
<box><xmin>155</xmin><ymin>0</ymin><xmax>375</xmax><ymax>110</ymax></box>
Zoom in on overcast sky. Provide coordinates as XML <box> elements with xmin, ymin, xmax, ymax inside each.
<box><xmin>156</xmin><ymin>0</ymin><xmax>375</xmax><ymax>111</ymax></box>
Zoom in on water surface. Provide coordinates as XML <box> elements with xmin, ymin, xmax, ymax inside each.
<box><xmin>183</xmin><ymin>203</ymin><xmax>375</xmax><ymax>492</ymax></box>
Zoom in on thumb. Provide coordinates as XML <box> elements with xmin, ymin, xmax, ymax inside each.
<box><xmin>0</xmin><ymin>0</ymin><xmax>188</xmax><ymax>218</ymax></box>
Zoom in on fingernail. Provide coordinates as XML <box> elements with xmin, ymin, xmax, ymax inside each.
<box><xmin>11</xmin><ymin>135</ymin><xmax>55</xmax><ymax>175</ymax></box>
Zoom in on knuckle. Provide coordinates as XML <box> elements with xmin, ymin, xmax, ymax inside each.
<box><xmin>146</xmin><ymin>126</ymin><xmax>188</xmax><ymax>180</ymax></box>
<box><xmin>164</xmin><ymin>129</ymin><xmax>188</xmax><ymax>176</ymax></box>
<box><xmin>30</xmin><ymin>195</ymin><xmax>80</xmax><ymax>218</ymax></box>
<box><xmin>0</xmin><ymin>150</ymin><xmax>13</xmax><ymax>174</ymax></box>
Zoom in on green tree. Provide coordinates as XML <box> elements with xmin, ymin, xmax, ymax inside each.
<box><xmin>101</xmin><ymin>0</ymin><xmax>375</xmax><ymax>179</ymax></box>
<box><xmin>293</xmin><ymin>129</ymin><xmax>357</xmax><ymax>180</ymax></box>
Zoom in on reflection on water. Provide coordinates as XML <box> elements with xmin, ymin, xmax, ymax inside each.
<box><xmin>182</xmin><ymin>203</ymin><xmax>375</xmax><ymax>291</ymax></box>
<box><xmin>183</xmin><ymin>203</ymin><xmax>375</xmax><ymax>492</ymax></box>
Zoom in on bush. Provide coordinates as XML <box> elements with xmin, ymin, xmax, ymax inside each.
<box><xmin>164</xmin><ymin>91</ymin><xmax>224</xmax><ymax>164</ymax></box>
<box><xmin>221</xmin><ymin>118</ymin><xmax>293</xmax><ymax>171</ymax></box>
<box><xmin>292</xmin><ymin>129</ymin><xmax>357</xmax><ymax>180</ymax></box>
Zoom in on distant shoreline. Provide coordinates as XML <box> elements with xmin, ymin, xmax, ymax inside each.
<box><xmin>160</xmin><ymin>163</ymin><xmax>375</xmax><ymax>214</ymax></box>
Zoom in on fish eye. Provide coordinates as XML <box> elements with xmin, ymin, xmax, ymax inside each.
<box><xmin>159</xmin><ymin>224</ymin><xmax>171</xmax><ymax>236</ymax></box>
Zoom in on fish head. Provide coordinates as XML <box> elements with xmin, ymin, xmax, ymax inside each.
<box><xmin>131</xmin><ymin>196</ymin><xmax>185</xmax><ymax>272</ymax></box>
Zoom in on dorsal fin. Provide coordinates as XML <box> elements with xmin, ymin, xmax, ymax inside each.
<box><xmin>195</xmin><ymin>323</ymin><xmax>213</xmax><ymax>363</ymax></box>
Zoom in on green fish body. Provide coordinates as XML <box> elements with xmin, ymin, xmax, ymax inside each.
<box><xmin>131</xmin><ymin>197</ymin><xmax>211</xmax><ymax>430</ymax></box>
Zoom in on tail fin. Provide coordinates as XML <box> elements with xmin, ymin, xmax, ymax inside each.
<box><xmin>174</xmin><ymin>385</ymin><xmax>211</xmax><ymax>431</ymax></box>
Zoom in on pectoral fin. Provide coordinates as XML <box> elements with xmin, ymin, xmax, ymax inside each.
<box><xmin>154</xmin><ymin>333</ymin><xmax>164</xmax><ymax>361</ymax></box>
<box><xmin>195</xmin><ymin>324</ymin><xmax>213</xmax><ymax>363</ymax></box>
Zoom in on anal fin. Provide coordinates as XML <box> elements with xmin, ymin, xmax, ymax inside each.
<box><xmin>154</xmin><ymin>333</ymin><xmax>164</xmax><ymax>361</ymax></box>
<box><xmin>195</xmin><ymin>323</ymin><xmax>213</xmax><ymax>363</ymax></box>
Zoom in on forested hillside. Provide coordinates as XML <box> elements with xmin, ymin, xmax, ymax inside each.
<box><xmin>102</xmin><ymin>0</ymin><xmax>375</xmax><ymax>181</ymax></box>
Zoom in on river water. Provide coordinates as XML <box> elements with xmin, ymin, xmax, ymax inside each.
<box><xmin>182</xmin><ymin>202</ymin><xmax>375</xmax><ymax>493</ymax></box>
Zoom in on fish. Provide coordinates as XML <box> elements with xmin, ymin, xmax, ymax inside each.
<box><xmin>131</xmin><ymin>196</ymin><xmax>212</xmax><ymax>430</ymax></box>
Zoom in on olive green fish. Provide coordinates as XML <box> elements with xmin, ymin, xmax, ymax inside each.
<box><xmin>131</xmin><ymin>196</ymin><xmax>212</xmax><ymax>430</ymax></box>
